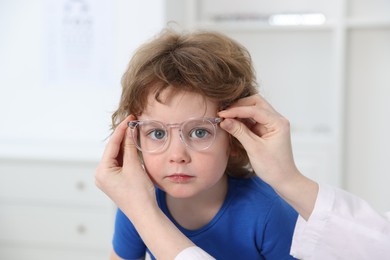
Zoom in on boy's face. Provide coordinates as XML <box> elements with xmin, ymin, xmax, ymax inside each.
<box><xmin>137</xmin><ymin>87</ymin><xmax>230</xmax><ymax>199</ymax></box>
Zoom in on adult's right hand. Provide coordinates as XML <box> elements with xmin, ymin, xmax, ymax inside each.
<box><xmin>96</xmin><ymin>116</ymin><xmax>203</xmax><ymax>259</ymax></box>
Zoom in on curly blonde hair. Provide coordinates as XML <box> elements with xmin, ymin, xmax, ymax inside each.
<box><xmin>112</xmin><ymin>29</ymin><xmax>258</xmax><ymax>178</ymax></box>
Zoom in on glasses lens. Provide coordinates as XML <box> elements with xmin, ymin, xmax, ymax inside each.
<box><xmin>181</xmin><ymin>119</ymin><xmax>217</xmax><ymax>151</ymax></box>
<box><xmin>134</xmin><ymin>121</ymin><xmax>168</xmax><ymax>153</ymax></box>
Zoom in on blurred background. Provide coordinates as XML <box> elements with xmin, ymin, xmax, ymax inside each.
<box><xmin>0</xmin><ymin>0</ymin><xmax>389</xmax><ymax>259</ymax></box>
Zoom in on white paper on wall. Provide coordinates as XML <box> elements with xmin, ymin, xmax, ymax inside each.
<box><xmin>45</xmin><ymin>0</ymin><xmax>114</xmax><ymax>89</ymax></box>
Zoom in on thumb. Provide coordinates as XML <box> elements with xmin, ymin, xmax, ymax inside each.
<box><xmin>123</xmin><ymin>118</ymin><xmax>143</xmax><ymax>170</ymax></box>
<box><xmin>220</xmin><ymin>118</ymin><xmax>255</xmax><ymax>147</ymax></box>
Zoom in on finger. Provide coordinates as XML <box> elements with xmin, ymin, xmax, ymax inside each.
<box><xmin>219</xmin><ymin>105</ymin><xmax>274</xmax><ymax>126</ymax></box>
<box><xmin>123</xmin><ymin>117</ymin><xmax>143</xmax><ymax>170</ymax></box>
<box><xmin>101</xmin><ymin>116</ymin><xmax>134</xmax><ymax>164</ymax></box>
<box><xmin>219</xmin><ymin>118</ymin><xmax>259</xmax><ymax>149</ymax></box>
<box><xmin>219</xmin><ymin>105</ymin><xmax>280</xmax><ymax>137</ymax></box>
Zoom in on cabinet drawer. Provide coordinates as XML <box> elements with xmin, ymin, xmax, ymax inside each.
<box><xmin>0</xmin><ymin>204</ymin><xmax>114</xmax><ymax>250</ymax></box>
<box><xmin>0</xmin><ymin>245</ymin><xmax>109</xmax><ymax>260</ymax></box>
<box><xmin>0</xmin><ymin>160</ymin><xmax>110</xmax><ymax>206</ymax></box>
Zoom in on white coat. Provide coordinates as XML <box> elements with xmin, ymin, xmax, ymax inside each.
<box><xmin>290</xmin><ymin>184</ymin><xmax>390</xmax><ymax>259</ymax></box>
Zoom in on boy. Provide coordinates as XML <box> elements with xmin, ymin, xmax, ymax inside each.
<box><xmin>96</xmin><ymin>29</ymin><xmax>298</xmax><ymax>259</ymax></box>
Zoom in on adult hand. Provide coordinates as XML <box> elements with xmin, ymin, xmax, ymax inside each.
<box><xmin>95</xmin><ymin>115</ymin><xmax>157</xmax><ymax>216</ymax></box>
<box><xmin>95</xmin><ymin>116</ymin><xmax>202</xmax><ymax>259</ymax></box>
<box><xmin>218</xmin><ymin>94</ymin><xmax>298</xmax><ymax>186</ymax></box>
<box><xmin>218</xmin><ymin>94</ymin><xmax>318</xmax><ymax>219</ymax></box>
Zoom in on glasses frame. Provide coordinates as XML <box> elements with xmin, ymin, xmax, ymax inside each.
<box><xmin>128</xmin><ymin>117</ymin><xmax>222</xmax><ymax>153</ymax></box>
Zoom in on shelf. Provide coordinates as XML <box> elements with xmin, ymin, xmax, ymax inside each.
<box><xmin>195</xmin><ymin>21</ymin><xmax>336</xmax><ymax>32</ymax></box>
<box><xmin>197</xmin><ymin>19</ymin><xmax>390</xmax><ymax>32</ymax></box>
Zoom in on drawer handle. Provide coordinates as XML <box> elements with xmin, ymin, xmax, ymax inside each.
<box><xmin>77</xmin><ymin>224</ymin><xmax>87</xmax><ymax>234</ymax></box>
<box><xmin>75</xmin><ymin>181</ymin><xmax>86</xmax><ymax>191</ymax></box>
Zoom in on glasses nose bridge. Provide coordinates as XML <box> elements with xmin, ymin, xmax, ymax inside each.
<box><xmin>166</xmin><ymin>122</ymin><xmax>186</xmax><ymax>144</ymax></box>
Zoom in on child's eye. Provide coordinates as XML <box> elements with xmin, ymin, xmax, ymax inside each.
<box><xmin>189</xmin><ymin>128</ymin><xmax>210</xmax><ymax>139</ymax></box>
<box><xmin>147</xmin><ymin>129</ymin><xmax>166</xmax><ymax>140</ymax></box>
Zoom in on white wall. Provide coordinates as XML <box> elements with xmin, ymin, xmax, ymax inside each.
<box><xmin>345</xmin><ymin>28</ymin><xmax>390</xmax><ymax>212</ymax></box>
<box><xmin>0</xmin><ymin>0</ymin><xmax>165</xmax><ymax>161</ymax></box>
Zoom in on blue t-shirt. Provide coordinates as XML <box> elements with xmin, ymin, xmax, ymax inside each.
<box><xmin>113</xmin><ymin>176</ymin><xmax>298</xmax><ymax>259</ymax></box>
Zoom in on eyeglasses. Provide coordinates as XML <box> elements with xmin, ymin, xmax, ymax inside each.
<box><xmin>128</xmin><ymin>117</ymin><xmax>222</xmax><ymax>153</ymax></box>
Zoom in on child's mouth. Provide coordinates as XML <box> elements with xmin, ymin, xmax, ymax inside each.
<box><xmin>166</xmin><ymin>174</ymin><xmax>194</xmax><ymax>183</ymax></box>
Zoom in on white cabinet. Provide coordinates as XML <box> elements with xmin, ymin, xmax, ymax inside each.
<box><xmin>165</xmin><ymin>0</ymin><xmax>390</xmax><ymax>204</ymax></box>
<box><xmin>0</xmin><ymin>159</ymin><xmax>114</xmax><ymax>259</ymax></box>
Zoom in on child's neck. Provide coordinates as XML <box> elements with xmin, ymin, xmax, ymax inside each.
<box><xmin>166</xmin><ymin>175</ymin><xmax>228</xmax><ymax>231</ymax></box>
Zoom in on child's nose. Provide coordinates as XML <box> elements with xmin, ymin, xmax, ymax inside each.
<box><xmin>167</xmin><ymin>130</ymin><xmax>190</xmax><ymax>163</ymax></box>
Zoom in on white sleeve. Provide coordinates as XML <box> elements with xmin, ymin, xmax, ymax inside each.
<box><xmin>174</xmin><ymin>246</ymin><xmax>215</xmax><ymax>260</ymax></box>
<box><xmin>290</xmin><ymin>184</ymin><xmax>390</xmax><ymax>260</ymax></box>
